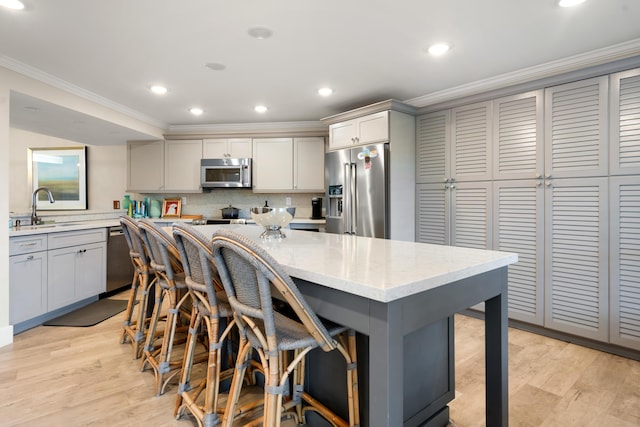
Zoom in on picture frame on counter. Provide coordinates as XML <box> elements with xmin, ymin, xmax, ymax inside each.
<box><xmin>162</xmin><ymin>198</ymin><xmax>182</xmax><ymax>218</ymax></box>
<box><xmin>29</xmin><ymin>146</ymin><xmax>88</xmax><ymax>210</ymax></box>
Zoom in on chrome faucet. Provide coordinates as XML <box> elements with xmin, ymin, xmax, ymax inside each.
<box><xmin>31</xmin><ymin>187</ymin><xmax>55</xmax><ymax>225</ymax></box>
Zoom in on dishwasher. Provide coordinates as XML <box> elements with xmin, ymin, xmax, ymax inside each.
<box><xmin>106</xmin><ymin>225</ymin><xmax>135</xmax><ymax>293</ymax></box>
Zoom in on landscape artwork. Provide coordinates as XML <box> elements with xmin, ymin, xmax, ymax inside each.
<box><xmin>30</xmin><ymin>146</ymin><xmax>87</xmax><ymax>210</ymax></box>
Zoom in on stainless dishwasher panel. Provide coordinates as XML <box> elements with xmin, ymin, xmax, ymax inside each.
<box><xmin>106</xmin><ymin>226</ymin><xmax>135</xmax><ymax>292</ymax></box>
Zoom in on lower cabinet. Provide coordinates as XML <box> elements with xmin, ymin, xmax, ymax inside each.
<box><xmin>9</xmin><ymin>228</ymin><xmax>107</xmax><ymax>328</ymax></box>
<box><xmin>9</xmin><ymin>250</ymin><xmax>48</xmax><ymax>325</ymax></box>
<box><xmin>47</xmin><ymin>241</ymin><xmax>106</xmax><ymax>311</ymax></box>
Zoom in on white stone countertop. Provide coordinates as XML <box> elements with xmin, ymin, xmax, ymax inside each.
<box><xmin>8</xmin><ymin>217</ymin><xmax>325</xmax><ymax>236</ymax></box>
<box><xmin>182</xmin><ymin>224</ymin><xmax>518</xmax><ymax>303</ymax></box>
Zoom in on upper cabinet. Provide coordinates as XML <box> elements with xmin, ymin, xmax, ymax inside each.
<box><xmin>609</xmin><ymin>68</ymin><xmax>640</xmax><ymax>176</ymax></box>
<box><xmin>127</xmin><ymin>140</ymin><xmax>165</xmax><ymax>192</ymax></box>
<box><xmin>252</xmin><ymin>137</ymin><xmax>325</xmax><ymax>193</ymax></box>
<box><xmin>127</xmin><ymin>139</ymin><xmax>203</xmax><ymax>193</ymax></box>
<box><xmin>544</xmin><ymin>76</ymin><xmax>609</xmax><ymax>179</ymax></box>
<box><xmin>328</xmin><ymin>111</ymin><xmax>389</xmax><ymax>150</ymax></box>
<box><xmin>493</xmin><ymin>91</ymin><xmax>544</xmax><ymax>181</ymax></box>
<box><xmin>164</xmin><ymin>140</ymin><xmax>203</xmax><ymax>192</ymax></box>
<box><xmin>203</xmin><ymin>138</ymin><xmax>252</xmax><ymax>159</ymax></box>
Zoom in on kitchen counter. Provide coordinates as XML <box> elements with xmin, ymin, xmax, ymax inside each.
<box><xmin>180</xmin><ymin>224</ymin><xmax>516</xmax><ymax>426</ymax></box>
<box><xmin>189</xmin><ymin>224</ymin><xmax>515</xmax><ymax>303</ymax></box>
<box><xmin>9</xmin><ymin>217</ymin><xmax>326</xmax><ymax>236</ymax></box>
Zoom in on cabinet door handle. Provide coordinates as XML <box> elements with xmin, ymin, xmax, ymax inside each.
<box><xmin>26</xmin><ymin>255</ymin><xmax>34</xmax><ymax>260</ymax></box>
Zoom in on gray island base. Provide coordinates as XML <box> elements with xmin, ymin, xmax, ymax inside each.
<box><xmin>181</xmin><ymin>224</ymin><xmax>517</xmax><ymax>427</ymax></box>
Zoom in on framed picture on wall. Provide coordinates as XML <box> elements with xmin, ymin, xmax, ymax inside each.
<box><xmin>162</xmin><ymin>198</ymin><xmax>182</xmax><ymax>218</ymax></box>
<box><xmin>29</xmin><ymin>146</ymin><xmax>88</xmax><ymax>210</ymax></box>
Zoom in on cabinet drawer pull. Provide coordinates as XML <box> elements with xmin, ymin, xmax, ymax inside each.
<box><xmin>26</xmin><ymin>255</ymin><xmax>34</xmax><ymax>260</ymax></box>
<box><xmin>19</xmin><ymin>242</ymin><xmax>38</xmax><ymax>248</ymax></box>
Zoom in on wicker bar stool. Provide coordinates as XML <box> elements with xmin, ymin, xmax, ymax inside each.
<box><xmin>119</xmin><ymin>215</ymin><xmax>154</xmax><ymax>359</ymax></box>
<box><xmin>138</xmin><ymin>219</ymin><xmax>195</xmax><ymax>396</ymax></box>
<box><xmin>172</xmin><ymin>223</ymin><xmax>239</xmax><ymax>427</ymax></box>
<box><xmin>212</xmin><ymin>229</ymin><xmax>360</xmax><ymax>427</ymax></box>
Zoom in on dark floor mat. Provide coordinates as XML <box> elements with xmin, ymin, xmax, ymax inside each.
<box><xmin>43</xmin><ymin>299</ymin><xmax>128</xmax><ymax>327</ymax></box>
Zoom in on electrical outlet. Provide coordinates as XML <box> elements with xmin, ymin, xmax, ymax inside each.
<box><xmin>285</xmin><ymin>197</ymin><xmax>292</xmax><ymax>206</ymax></box>
<box><xmin>181</xmin><ymin>196</ymin><xmax>187</xmax><ymax>205</ymax></box>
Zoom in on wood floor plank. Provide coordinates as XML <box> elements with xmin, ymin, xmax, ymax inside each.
<box><xmin>2</xmin><ymin>296</ymin><xmax>640</xmax><ymax>426</ymax></box>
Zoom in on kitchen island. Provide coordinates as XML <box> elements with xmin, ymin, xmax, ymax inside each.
<box><xmin>187</xmin><ymin>224</ymin><xmax>517</xmax><ymax>427</ymax></box>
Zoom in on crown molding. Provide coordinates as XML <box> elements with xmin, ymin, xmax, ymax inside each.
<box><xmin>166</xmin><ymin>121</ymin><xmax>328</xmax><ymax>139</ymax></box>
<box><xmin>405</xmin><ymin>38</ymin><xmax>640</xmax><ymax>108</ymax></box>
<box><xmin>0</xmin><ymin>54</ymin><xmax>167</xmax><ymax>130</ymax></box>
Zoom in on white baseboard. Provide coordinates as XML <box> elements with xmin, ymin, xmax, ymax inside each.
<box><xmin>0</xmin><ymin>325</ymin><xmax>14</xmax><ymax>348</ymax></box>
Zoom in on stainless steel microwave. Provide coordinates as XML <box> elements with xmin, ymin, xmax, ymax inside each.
<box><xmin>200</xmin><ymin>158</ymin><xmax>252</xmax><ymax>188</ymax></box>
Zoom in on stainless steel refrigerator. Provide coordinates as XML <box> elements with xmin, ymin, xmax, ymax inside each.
<box><xmin>325</xmin><ymin>143</ymin><xmax>389</xmax><ymax>238</ymax></box>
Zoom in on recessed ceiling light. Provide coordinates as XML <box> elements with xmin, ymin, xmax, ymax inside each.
<box><xmin>0</xmin><ymin>0</ymin><xmax>25</xmax><ymax>10</ymax></box>
<box><xmin>428</xmin><ymin>43</ymin><xmax>451</xmax><ymax>56</ymax></box>
<box><xmin>190</xmin><ymin>107</ymin><xmax>204</xmax><ymax>116</ymax></box>
<box><xmin>150</xmin><ymin>85</ymin><xmax>167</xmax><ymax>95</ymax></box>
<box><xmin>205</xmin><ymin>62</ymin><xmax>227</xmax><ymax>71</ymax></box>
<box><xmin>248</xmin><ymin>27</ymin><xmax>273</xmax><ymax>39</ymax></box>
<box><xmin>254</xmin><ymin>105</ymin><xmax>268</xmax><ymax>113</ymax></box>
<box><xmin>318</xmin><ymin>87</ymin><xmax>333</xmax><ymax>97</ymax></box>
<box><xmin>558</xmin><ymin>0</ymin><xmax>586</xmax><ymax>7</ymax></box>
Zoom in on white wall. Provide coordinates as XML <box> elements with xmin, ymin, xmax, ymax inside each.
<box><xmin>0</xmin><ymin>81</ymin><xmax>11</xmax><ymax>345</ymax></box>
<box><xmin>9</xmin><ymin>128</ymin><xmax>128</xmax><ymax>214</ymax></box>
<box><xmin>0</xmin><ymin>65</ymin><xmax>165</xmax><ymax>348</ymax></box>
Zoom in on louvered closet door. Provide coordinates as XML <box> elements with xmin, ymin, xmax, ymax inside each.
<box><xmin>452</xmin><ymin>102</ymin><xmax>492</xmax><ymax>182</ymax></box>
<box><xmin>416</xmin><ymin>110</ymin><xmax>450</xmax><ymax>184</ymax></box>
<box><xmin>610</xmin><ymin>68</ymin><xmax>640</xmax><ymax>176</ymax></box>
<box><xmin>493</xmin><ymin>91</ymin><xmax>544</xmax><ymax>181</ymax></box>
<box><xmin>494</xmin><ymin>180</ymin><xmax>544</xmax><ymax>325</ymax></box>
<box><xmin>610</xmin><ymin>176</ymin><xmax>640</xmax><ymax>350</ymax></box>
<box><xmin>545</xmin><ymin>76</ymin><xmax>608</xmax><ymax>179</ymax></box>
<box><xmin>544</xmin><ymin>177</ymin><xmax>609</xmax><ymax>342</ymax></box>
<box><xmin>451</xmin><ymin>181</ymin><xmax>492</xmax><ymax>249</ymax></box>
<box><xmin>416</xmin><ymin>183</ymin><xmax>450</xmax><ymax>245</ymax></box>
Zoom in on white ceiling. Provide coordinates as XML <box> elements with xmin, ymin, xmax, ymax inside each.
<box><xmin>2</xmin><ymin>0</ymin><xmax>640</xmax><ymax>145</ymax></box>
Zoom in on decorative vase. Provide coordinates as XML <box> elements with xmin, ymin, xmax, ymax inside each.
<box><xmin>150</xmin><ymin>199</ymin><xmax>161</xmax><ymax>218</ymax></box>
<box><xmin>122</xmin><ymin>195</ymin><xmax>131</xmax><ymax>210</ymax></box>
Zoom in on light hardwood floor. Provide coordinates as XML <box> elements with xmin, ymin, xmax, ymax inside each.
<box><xmin>1</xmin><ymin>296</ymin><xmax>640</xmax><ymax>426</ymax></box>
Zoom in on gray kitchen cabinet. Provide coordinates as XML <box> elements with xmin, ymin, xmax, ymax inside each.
<box><xmin>451</xmin><ymin>101</ymin><xmax>493</xmax><ymax>182</ymax></box>
<box><xmin>416</xmin><ymin>181</ymin><xmax>492</xmax><ymax>250</ymax></box>
<box><xmin>492</xmin><ymin>91</ymin><xmax>544</xmax><ymax>181</ymax></box>
<box><xmin>203</xmin><ymin>138</ymin><xmax>252</xmax><ymax>158</ymax></box>
<box><xmin>9</xmin><ymin>235</ymin><xmax>48</xmax><ymax>325</ymax></box>
<box><xmin>493</xmin><ymin>179</ymin><xmax>544</xmax><ymax>325</ymax></box>
<box><xmin>328</xmin><ymin>111</ymin><xmax>389</xmax><ymax>150</ymax></box>
<box><xmin>544</xmin><ymin>76</ymin><xmax>609</xmax><ymax>179</ymax></box>
<box><xmin>252</xmin><ymin>137</ymin><xmax>325</xmax><ymax>193</ymax></box>
<box><xmin>127</xmin><ymin>140</ymin><xmax>165</xmax><ymax>192</ymax></box>
<box><xmin>416</xmin><ymin>70</ymin><xmax>640</xmax><ymax>350</ymax></box>
<box><xmin>164</xmin><ymin>139</ymin><xmax>203</xmax><ymax>192</ymax></box>
<box><xmin>609</xmin><ymin>176</ymin><xmax>640</xmax><ymax>350</ymax></box>
<box><xmin>543</xmin><ymin>177</ymin><xmax>609</xmax><ymax>342</ymax></box>
<box><xmin>609</xmin><ymin>68</ymin><xmax>640</xmax><ymax>176</ymax></box>
<box><xmin>47</xmin><ymin>229</ymin><xmax>107</xmax><ymax>312</ymax></box>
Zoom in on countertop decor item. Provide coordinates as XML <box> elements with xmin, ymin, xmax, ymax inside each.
<box><xmin>149</xmin><ymin>199</ymin><xmax>161</xmax><ymax>218</ymax></box>
<box><xmin>250</xmin><ymin>206</ymin><xmax>295</xmax><ymax>239</ymax></box>
<box><xmin>29</xmin><ymin>146</ymin><xmax>88</xmax><ymax>210</ymax></box>
<box><xmin>161</xmin><ymin>198</ymin><xmax>182</xmax><ymax>218</ymax></box>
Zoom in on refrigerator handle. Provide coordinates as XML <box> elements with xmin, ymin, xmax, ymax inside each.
<box><xmin>350</xmin><ymin>162</ymin><xmax>357</xmax><ymax>235</ymax></box>
<box><xmin>344</xmin><ymin>162</ymin><xmax>351</xmax><ymax>234</ymax></box>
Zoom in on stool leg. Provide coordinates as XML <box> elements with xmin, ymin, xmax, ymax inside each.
<box><xmin>120</xmin><ymin>264</ymin><xmax>139</xmax><ymax>346</ymax></box>
<box><xmin>175</xmin><ymin>298</ymin><xmax>202</xmax><ymax>418</ymax></box>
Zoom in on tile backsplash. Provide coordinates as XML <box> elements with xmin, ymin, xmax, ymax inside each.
<box><xmin>137</xmin><ymin>189</ymin><xmax>324</xmax><ymax>219</ymax></box>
